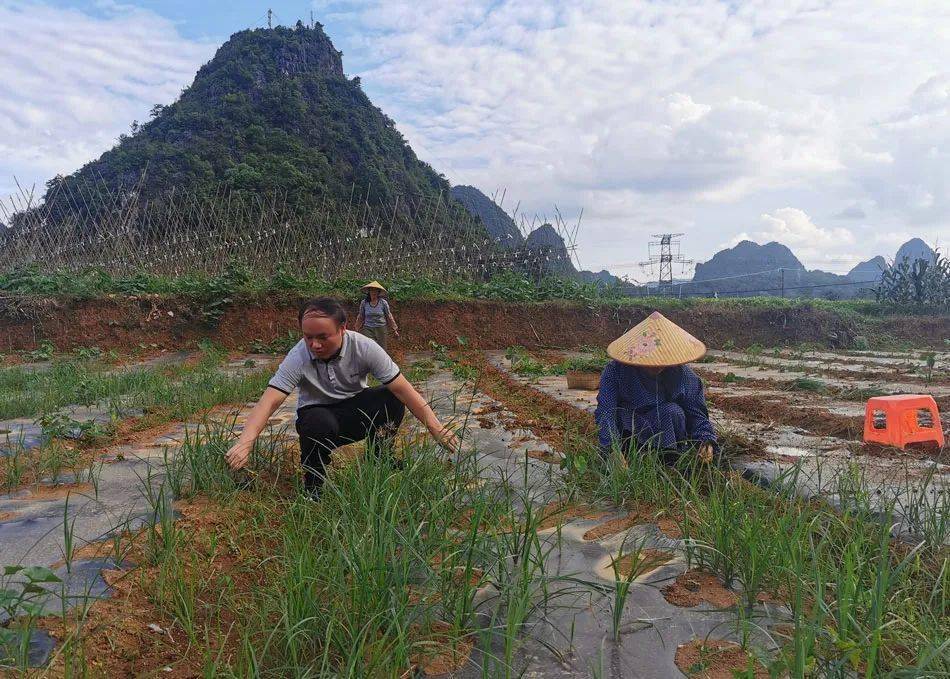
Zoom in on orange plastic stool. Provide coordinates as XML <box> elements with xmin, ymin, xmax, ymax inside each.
<box><xmin>863</xmin><ymin>395</ymin><xmax>944</xmax><ymax>449</ymax></box>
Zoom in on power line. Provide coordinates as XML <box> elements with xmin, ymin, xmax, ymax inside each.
<box><xmin>625</xmin><ymin>276</ymin><xmax>881</xmax><ymax>299</ymax></box>
<box><xmin>673</xmin><ymin>267</ymin><xmax>788</xmax><ymax>287</ymax></box>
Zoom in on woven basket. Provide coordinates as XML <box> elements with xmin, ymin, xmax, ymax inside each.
<box><xmin>566</xmin><ymin>370</ymin><xmax>600</xmax><ymax>391</ymax></box>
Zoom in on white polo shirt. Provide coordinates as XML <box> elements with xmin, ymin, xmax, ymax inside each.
<box><xmin>267</xmin><ymin>330</ymin><xmax>401</xmax><ymax>408</ymax></box>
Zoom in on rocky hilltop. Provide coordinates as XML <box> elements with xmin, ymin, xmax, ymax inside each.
<box><xmin>847</xmin><ymin>256</ymin><xmax>887</xmax><ymax>282</ymax></box>
<box><xmin>895</xmin><ymin>238</ymin><xmax>937</xmax><ymax>266</ymax></box>
<box><xmin>34</xmin><ymin>22</ymin><xmax>479</xmax><ymax>235</ymax></box>
<box><xmin>449</xmin><ymin>185</ymin><xmax>523</xmax><ymax>248</ymax></box>
<box><xmin>453</xmin><ymin>185</ymin><xmax>633</xmax><ymax>285</ymax></box>
<box><xmin>693</xmin><ymin>241</ymin><xmax>804</xmax><ymax>282</ymax></box>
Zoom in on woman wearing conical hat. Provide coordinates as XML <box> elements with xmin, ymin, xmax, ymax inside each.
<box><xmin>354</xmin><ymin>281</ymin><xmax>399</xmax><ymax>352</ymax></box>
<box><xmin>594</xmin><ymin>312</ymin><xmax>717</xmax><ymax>464</ymax></box>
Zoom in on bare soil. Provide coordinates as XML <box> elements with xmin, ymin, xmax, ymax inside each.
<box><xmin>710</xmin><ymin>393</ymin><xmax>863</xmax><ymax>439</ymax></box>
<box><xmin>3</xmin><ymin>295</ymin><xmax>941</xmax><ymax>353</ymax></box>
<box><xmin>582</xmin><ymin>507</ymin><xmax>682</xmax><ymax>541</ymax></box>
<box><xmin>536</xmin><ymin>500</ymin><xmax>610</xmax><ymax>531</ymax></box>
<box><xmin>662</xmin><ymin>570</ymin><xmax>738</xmax><ymax>609</ymax></box>
<box><xmin>610</xmin><ymin>549</ymin><xmax>675</xmax><ymax>579</ymax></box>
<box><xmin>525</xmin><ymin>448</ymin><xmax>562</xmax><ymax>464</ymax></box>
<box><xmin>674</xmin><ymin>639</ymin><xmax>768</xmax><ymax>679</ymax></box>
<box><xmin>9</xmin><ymin>482</ymin><xmax>94</xmax><ymax>501</ymax></box>
<box><xmin>410</xmin><ymin>621</ymin><xmax>474</xmax><ymax>676</ymax></box>
<box><xmin>583</xmin><ymin>512</ymin><xmax>643</xmax><ymax>540</ymax></box>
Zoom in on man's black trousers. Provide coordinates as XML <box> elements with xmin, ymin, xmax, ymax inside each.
<box><xmin>295</xmin><ymin>386</ymin><xmax>406</xmax><ymax>493</ymax></box>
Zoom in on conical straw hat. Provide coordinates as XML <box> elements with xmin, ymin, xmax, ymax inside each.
<box><xmin>607</xmin><ymin>311</ymin><xmax>706</xmax><ymax>367</ymax></box>
<box><xmin>361</xmin><ymin>280</ymin><xmax>387</xmax><ymax>292</ymax></box>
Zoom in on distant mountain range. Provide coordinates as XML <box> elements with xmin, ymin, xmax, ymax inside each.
<box><xmin>452</xmin><ymin>185</ymin><xmax>623</xmax><ymax>282</ymax></box>
<box><xmin>453</xmin><ymin>185</ymin><xmax>939</xmax><ymax>298</ymax></box>
<box><xmin>685</xmin><ymin>237</ymin><xmax>937</xmax><ymax>298</ymax></box>
<box><xmin>8</xmin><ymin>18</ymin><xmax>933</xmax><ymax>301</ymax></box>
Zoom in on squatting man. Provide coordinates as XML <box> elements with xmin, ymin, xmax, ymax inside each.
<box><xmin>225</xmin><ymin>297</ymin><xmax>460</xmax><ymax>495</ymax></box>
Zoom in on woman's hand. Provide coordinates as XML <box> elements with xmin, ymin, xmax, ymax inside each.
<box><xmin>393</xmin><ymin>327</ymin><xmax>401</xmax><ymax>338</ymax></box>
<box><xmin>226</xmin><ymin>439</ymin><xmax>254</xmax><ymax>470</ymax></box>
<box><xmin>698</xmin><ymin>442</ymin><xmax>714</xmax><ymax>464</ymax></box>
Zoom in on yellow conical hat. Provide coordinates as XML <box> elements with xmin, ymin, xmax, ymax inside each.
<box><xmin>607</xmin><ymin>311</ymin><xmax>706</xmax><ymax>367</ymax></box>
<box><xmin>361</xmin><ymin>280</ymin><xmax>387</xmax><ymax>292</ymax></box>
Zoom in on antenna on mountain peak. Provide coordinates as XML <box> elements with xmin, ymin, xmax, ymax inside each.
<box><xmin>267</xmin><ymin>8</ymin><xmax>273</xmax><ymax>28</ymax></box>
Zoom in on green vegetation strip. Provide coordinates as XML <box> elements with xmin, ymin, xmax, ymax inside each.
<box><xmin>0</xmin><ymin>347</ymin><xmax>272</xmax><ymax>491</ymax></box>
<box><xmin>505</xmin><ymin>346</ymin><xmax>609</xmax><ymax>379</ymax></box>
<box><xmin>2</xmin><ymin>265</ymin><xmax>943</xmax><ymax>317</ymax></box>
<box><xmin>0</xmin><ymin>345</ymin><xmax>267</xmax><ymax>422</ymax></box>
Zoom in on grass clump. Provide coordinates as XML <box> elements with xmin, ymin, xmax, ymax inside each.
<box><xmin>504</xmin><ymin>346</ymin><xmax>549</xmax><ymax>378</ymax></box>
<box><xmin>556</xmin><ymin>354</ymin><xmax>609</xmax><ymax>375</ymax></box>
<box><xmin>789</xmin><ymin>377</ymin><xmax>828</xmax><ymax>394</ymax></box>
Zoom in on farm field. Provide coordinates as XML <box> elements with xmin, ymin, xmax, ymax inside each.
<box><xmin>4</xmin><ymin>7</ymin><xmax>950</xmax><ymax>678</ymax></box>
<box><xmin>0</xmin><ymin>329</ymin><xmax>947</xmax><ymax>677</ymax></box>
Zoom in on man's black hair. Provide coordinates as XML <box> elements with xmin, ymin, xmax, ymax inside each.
<box><xmin>298</xmin><ymin>297</ymin><xmax>347</xmax><ymax>325</ymax></box>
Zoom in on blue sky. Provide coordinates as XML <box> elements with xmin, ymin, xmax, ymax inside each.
<box><xmin>56</xmin><ymin>1</ymin><xmax>303</xmax><ymax>39</ymax></box>
<box><xmin>2</xmin><ymin>1</ymin><xmax>948</xmax><ymax>277</ymax></box>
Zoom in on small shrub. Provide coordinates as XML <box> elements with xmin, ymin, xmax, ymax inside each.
<box><xmin>790</xmin><ymin>377</ymin><xmax>827</xmax><ymax>393</ymax></box>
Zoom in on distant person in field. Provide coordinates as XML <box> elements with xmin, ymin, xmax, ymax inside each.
<box><xmin>594</xmin><ymin>311</ymin><xmax>717</xmax><ymax>464</ymax></box>
<box><xmin>354</xmin><ymin>280</ymin><xmax>399</xmax><ymax>351</ymax></box>
<box><xmin>225</xmin><ymin>298</ymin><xmax>459</xmax><ymax>496</ymax></box>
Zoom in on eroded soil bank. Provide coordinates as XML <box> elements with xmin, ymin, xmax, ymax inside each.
<box><xmin>1</xmin><ymin>295</ymin><xmax>944</xmax><ymax>353</ymax></box>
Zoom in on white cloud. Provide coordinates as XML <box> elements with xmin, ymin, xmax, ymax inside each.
<box><xmin>750</xmin><ymin>207</ymin><xmax>856</xmax><ymax>268</ymax></box>
<box><xmin>0</xmin><ymin>0</ymin><xmax>214</xmax><ymax>197</ymax></box>
<box><xmin>757</xmin><ymin>208</ymin><xmax>853</xmax><ymax>248</ymax></box>
<box><xmin>849</xmin><ymin>73</ymin><xmax>950</xmax><ymax>225</ymax></box>
<box><xmin>317</xmin><ymin>0</ymin><xmax>950</xmax><ymax>272</ymax></box>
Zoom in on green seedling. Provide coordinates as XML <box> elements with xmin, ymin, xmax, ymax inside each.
<box><xmin>0</xmin><ymin>565</ymin><xmax>62</xmax><ymax>668</ymax></box>
<box><xmin>608</xmin><ymin>535</ymin><xmax>650</xmax><ymax>642</ymax></box>
<box><xmin>61</xmin><ymin>495</ymin><xmax>77</xmax><ymax>574</ymax></box>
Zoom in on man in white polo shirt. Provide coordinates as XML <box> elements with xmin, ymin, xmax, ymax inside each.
<box><xmin>225</xmin><ymin>297</ymin><xmax>460</xmax><ymax>496</ymax></box>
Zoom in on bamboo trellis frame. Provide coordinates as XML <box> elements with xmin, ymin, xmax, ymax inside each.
<box><xmin>0</xmin><ymin>176</ymin><xmax>579</xmax><ymax>283</ymax></box>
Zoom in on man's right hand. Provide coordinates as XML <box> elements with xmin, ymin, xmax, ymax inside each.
<box><xmin>225</xmin><ymin>440</ymin><xmax>253</xmax><ymax>470</ymax></box>
<box><xmin>432</xmin><ymin>425</ymin><xmax>462</xmax><ymax>456</ymax></box>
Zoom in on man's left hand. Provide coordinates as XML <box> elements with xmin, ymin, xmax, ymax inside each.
<box><xmin>698</xmin><ymin>443</ymin><xmax>714</xmax><ymax>464</ymax></box>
